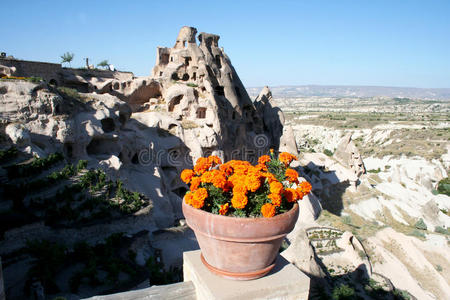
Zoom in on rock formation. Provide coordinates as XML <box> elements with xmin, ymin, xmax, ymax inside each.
<box><xmin>104</xmin><ymin>27</ymin><xmax>298</xmax><ymax>162</ymax></box>
<box><xmin>334</xmin><ymin>133</ymin><xmax>366</xmax><ymax>177</ymax></box>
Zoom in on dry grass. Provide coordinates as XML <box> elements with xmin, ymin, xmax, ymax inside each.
<box><xmin>181</xmin><ymin>120</ymin><xmax>199</xmax><ymax>129</ymax></box>
<box><xmin>382</xmin><ymin>239</ymin><xmax>447</xmax><ymax>299</ymax></box>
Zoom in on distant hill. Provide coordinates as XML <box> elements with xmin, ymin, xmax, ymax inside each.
<box><xmin>247</xmin><ymin>85</ymin><xmax>450</xmax><ymax>100</ymax></box>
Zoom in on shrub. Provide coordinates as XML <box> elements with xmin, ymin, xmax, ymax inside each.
<box><xmin>436</xmin><ymin>265</ymin><xmax>443</xmax><ymax>272</ymax></box>
<box><xmin>186</xmin><ymin>83</ymin><xmax>198</xmax><ymax>88</ymax></box>
<box><xmin>7</xmin><ymin>152</ymin><xmax>63</xmax><ymax>179</ymax></box>
<box><xmin>324</xmin><ymin>149</ymin><xmax>334</xmax><ymax>156</ymax></box>
<box><xmin>76</xmin><ymin>160</ymin><xmax>88</xmax><ymax>171</ymax></box>
<box><xmin>27</xmin><ymin>76</ymin><xmax>43</xmax><ymax>83</ymax></box>
<box><xmin>0</xmin><ymin>146</ymin><xmax>18</xmax><ymax>163</ymax></box>
<box><xmin>409</xmin><ymin>230</ymin><xmax>425</xmax><ymax>239</ymax></box>
<box><xmin>393</xmin><ymin>289</ymin><xmax>411</xmax><ymax>300</ymax></box>
<box><xmin>434</xmin><ymin>226</ymin><xmax>449</xmax><ymax>235</ymax></box>
<box><xmin>437</xmin><ymin>177</ymin><xmax>450</xmax><ymax>196</ymax></box>
<box><xmin>57</xmin><ymin>87</ymin><xmax>84</xmax><ymax>102</ymax></box>
<box><xmin>332</xmin><ymin>284</ymin><xmax>355</xmax><ymax>299</ymax></box>
<box><xmin>342</xmin><ymin>215</ymin><xmax>352</xmax><ymax>225</ymax></box>
<box><xmin>367</xmin><ymin>168</ymin><xmax>381</xmax><ymax>173</ymax></box>
<box><xmin>414</xmin><ymin>218</ymin><xmax>427</xmax><ymax>230</ymax></box>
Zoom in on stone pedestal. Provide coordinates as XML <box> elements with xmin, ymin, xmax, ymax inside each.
<box><xmin>183</xmin><ymin>250</ymin><xmax>310</xmax><ymax>300</ymax></box>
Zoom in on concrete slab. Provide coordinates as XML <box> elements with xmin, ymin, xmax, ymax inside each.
<box><xmin>183</xmin><ymin>250</ymin><xmax>310</xmax><ymax>300</ymax></box>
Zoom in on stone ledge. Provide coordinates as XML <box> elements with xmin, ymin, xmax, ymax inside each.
<box><xmin>183</xmin><ymin>250</ymin><xmax>310</xmax><ymax>300</ymax></box>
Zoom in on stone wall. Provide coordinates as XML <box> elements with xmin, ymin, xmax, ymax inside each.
<box><xmin>0</xmin><ymin>58</ymin><xmax>62</xmax><ymax>84</ymax></box>
<box><xmin>0</xmin><ymin>58</ymin><xmax>134</xmax><ymax>90</ymax></box>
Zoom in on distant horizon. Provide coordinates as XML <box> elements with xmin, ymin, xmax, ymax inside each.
<box><xmin>247</xmin><ymin>84</ymin><xmax>450</xmax><ymax>90</ymax></box>
<box><xmin>2</xmin><ymin>1</ymin><xmax>449</xmax><ymax>89</ymax></box>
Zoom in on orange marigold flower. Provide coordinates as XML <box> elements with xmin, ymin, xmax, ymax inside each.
<box><xmin>283</xmin><ymin>188</ymin><xmax>298</xmax><ymax>203</ymax></box>
<box><xmin>232</xmin><ymin>183</ymin><xmax>248</xmax><ymax>196</ymax></box>
<box><xmin>279</xmin><ymin>152</ymin><xmax>297</xmax><ymax>166</ymax></box>
<box><xmin>285</xmin><ymin>168</ymin><xmax>299</xmax><ymax>184</ymax></box>
<box><xmin>261</xmin><ymin>203</ymin><xmax>276</xmax><ymax>218</ymax></box>
<box><xmin>228</xmin><ymin>174</ymin><xmax>241</xmax><ymax>186</ymax></box>
<box><xmin>245</xmin><ymin>175</ymin><xmax>262</xmax><ymax>192</ymax></box>
<box><xmin>184</xmin><ymin>192</ymin><xmax>194</xmax><ymax>205</ymax></box>
<box><xmin>296</xmin><ymin>188</ymin><xmax>305</xmax><ymax>200</ymax></box>
<box><xmin>191</xmin><ymin>188</ymin><xmax>208</xmax><ymax>209</ymax></box>
<box><xmin>262</xmin><ymin>172</ymin><xmax>278</xmax><ymax>183</ymax></box>
<box><xmin>223</xmin><ymin>180</ymin><xmax>233</xmax><ymax>192</ymax></box>
<box><xmin>194</xmin><ymin>157</ymin><xmax>212</xmax><ymax>175</ymax></box>
<box><xmin>268</xmin><ymin>193</ymin><xmax>282</xmax><ymax>206</ymax></box>
<box><xmin>190</xmin><ymin>176</ymin><xmax>201</xmax><ymax>191</ymax></box>
<box><xmin>219</xmin><ymin>163</ymin><xmax>234</xmax><ymax>176</ymax></box>
<box><xmin>181</xmin><ymin>169</ymin><xmax>194</xmax><ymax>184</ymax></box>
<box><xmin>219</xmin><ymin>203</ymin><xmax>229</xmax><ymax>215</ymax></box>
<box><xmin>211</xmin><ymin>170</ymin><xmax>227</xmax><ymax>189</ymax></box>
<box><xmin>299</xmin><ymin>181</ymin><xmax>312</xmax><ymax>194</ymax></box>
<box><xmin>255</xmin><ymin>163</ymin><xmax>268</xmax><ymax>172</ymax></box>
<box><xmin>207</xmin><ymin>155</ymin><xmax>222</xmax><ymax>166</ymax></box>
<box><xmin>258</xmin><ymin>155</ymin><xmax>271</xmax><ymax>165</ymax></box>
<box><xmin>231</xmin><ymin>193</ymin><xmax>248</xmax><ymax>209</ymax></box>
<box><xmin>201</xmin><ymin>170</ymin><xmax>215</xmax><ymax>183</ymax></box>
<box><xmin>270</xmin><ymin>181</ymin><xmax>284</xmax><ymax>195</ymax></box>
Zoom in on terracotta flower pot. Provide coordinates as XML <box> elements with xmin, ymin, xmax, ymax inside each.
<box><xmin>182</xmin><ymin>201</ymin><xmax>299</xmax><ymax>280</ymax></box>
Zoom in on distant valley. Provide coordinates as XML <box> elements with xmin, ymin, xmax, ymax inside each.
<box><xmin>247</xmin><ymin>85</ymin><xmax>450</xmax><ymax>100</ymax></box>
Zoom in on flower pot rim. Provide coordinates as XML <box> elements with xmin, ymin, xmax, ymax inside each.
<box><xmin>182</xmin><ymin>199</ymin><xmax>299</xmax><ymax>222</ymax></box>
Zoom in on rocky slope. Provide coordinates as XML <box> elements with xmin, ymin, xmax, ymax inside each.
<box><xmin>277</xmin><ymin>98</ymin><xmax>450</xmax><ymax>299</ymax></box>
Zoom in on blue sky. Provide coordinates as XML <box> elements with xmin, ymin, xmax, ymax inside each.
<box><xmin>2</xmin><ymin>0</ymin><xmax>449</xmax><ymax>88</ymax></box>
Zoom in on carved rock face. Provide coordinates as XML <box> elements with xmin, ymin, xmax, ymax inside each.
<box><xmin>334</xmin><ymin>133</ymin><xmax>366</xmax><ymax>177</ymax></box>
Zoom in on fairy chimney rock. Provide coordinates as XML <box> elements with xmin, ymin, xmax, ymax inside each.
<box><xmin>334</xmin><ymin>133</ymin><xmax>366</xmax><ymax>177</ymax></box>
<box><xmin>175</xmin><ymin>26</ymin><xmax>198</xmax><ymax>49</ymax></box>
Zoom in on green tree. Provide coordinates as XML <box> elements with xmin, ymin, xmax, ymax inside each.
<box><xmin>60</xmin><ymin>52</ymin><xmax>74</xmax><ymax>67</ymax></box>
<box><xmin>97</xmin><ymin>60</ymin><xmax>109</xmax><ymax>69</ymax></box>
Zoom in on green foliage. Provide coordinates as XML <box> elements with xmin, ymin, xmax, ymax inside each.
<box><xmin>434</xmin><ymin>226</ymin><xmax>449</xmax><ymax>235</ymax></box>
<box><xmin>332</xmin><ymin>284</ymin><xmax>355</xmax><ymax>299</ymax></box>
<box><xmin>146</xmin><ymin>256</ymin><xmax>181</xmax><ymax>285</ymax></box>
<box><xmin>57</xmin><ymin>86</ymin><xmax>84</xmax><ymax>102</ymax></box>
<box><xmin>393</xmin><ymin>289</ymin><xmax>411</xmax><ymax>300</ymax></box>
<box><xmin>26</xmin><ymin>163</ymin><xmax>76</xmax><ymax>191</ymax></box>
<box><xmin>186</xmin><ymin>83</ymin><xmax>198</xmax><ymax>87</ymax></box>
<box><xmin>266</xmin><ymin>157</ymin><xmax>286</xmax><ymax>183</ymax></box>
<box><xmin>116</xmin><ymin>180</ymin><xmax>145</xmax><ymax>213</ymax></box>
<box><xmin>7</xmin><ymin>152</ymin><xmax>64</xmax><ymax>179</ymax></box>
<box><xmin>409</xmin><ymin>230</ymin><xmax>425</xmax><ymax>239</ymax></box>
<box><xmin>80</xmin><ymin>169</ymin><xmax>107</xmax><ymax>191</ymax></box>
<box><xmin>436</xmin><ymin>264</ymin><xmax>443</xmax><ymax>272</ymax></box>
<box><xmin>437</xmin><ymin>177</ymin><xmax>450</xmax><ymax>196</ymax></box>
<box><xmin>323</xmin><ymin>149</ymin><xmax>334</xmax><ymax>157</ymax></box>
<box><xmin>26</xmin><ymin>240</ymin><xmax>67</xmax><ymax>293</ymax></box>
<box><xmin>367</xmin><ymin>168</ymin><xmax>381</xmax><ymax>173</ymax></box>
<box><xmin>28</xmin><ymin>76</ymin><xmax>43</xmax><ymax>83</ymax></box>
<box><xmin>0</xmin><ymin>146</ymin><xmax>18</xmax><ymax>163</ymax></box>
<box><xmin>97</xmin><ymin>60</ymin><xmax>109</xmax><ymax>68</ymax></box>
<box><xmin>60</xmin><ymin>52</ymin><xmax>74</xmax><ymax>66</ymax></box>
<box><xmin>69</xmin><ymin>233</ymin><xmax>138</xmax><ymax>292</ymax></box>
<box><xmin>76</xmin><ymin>159</ymin><xmax>88</xmax><ymax>171</ymax></box>
<box><xmin>414</xmin><ymin>218</ymin><xmax>427</xmax><ymax>230</ymax></box>
<box><xmin>342</xmin><ymin>215</ymin><xmax>352</xmax><ymax>225</ymax></box>
<box><xmin>128</xmin><ymin>249</ymin><xmax>137</xmax><ymax>262</ymax></box>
